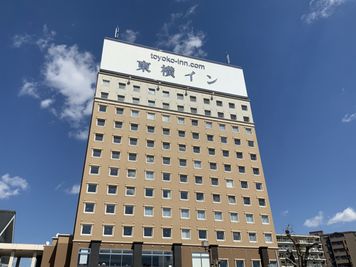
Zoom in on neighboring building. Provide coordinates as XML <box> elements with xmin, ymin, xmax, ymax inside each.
<box><xmin>310</xmin><ymin>231</ymin><xmax>356</xmax><ymax>267</ymax></box>
<box><xmin>0</xmin><ymin>210</ymin><xmax>15</xmax><ymax>243</ymax></box>
<box><xmin>43</xmin><ymin>38</ymin><xmax>278</xmax><ymax>267</ymax></box>
<box><xmin>276</xmin><ymin>233</ymin><xmax>326</xmax><ymax>267</ymax></box>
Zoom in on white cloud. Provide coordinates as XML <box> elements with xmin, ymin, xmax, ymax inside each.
<box><xmin>15</xmin><ymin>26</ymin><xmax>97</xmax><ymax>140</ymax></box>
<box><xmin>304</xmin><ymin>211</ymin><xmax>324</xmax><ymax>227</ymax></box>
<box><xmin>65</xmin><ymin>184</ymin><xmax>80</xmax><ymax>195</ymax></box>
<box><xmin>121</xmin><ymin>29</ymin><xmax>139</xmax><ymax>43</ymax></box>
<box><xmin>12</xmin><ymin>25</ymin><xmax>56</xmax><ymax>49</ymax></box>
<box><xmin>40</xmin><ymin>98</ymin><xmax>54</xmax><ymax>109</ymax></box>
<box><xmin>342</xmin><ymin>113</ymin><xmax>356</xmax><ymax>123</ymax></box>
<box><xmin>327</xmin><ymin>207</ymin><xmax>356</xmax><ymax>225</ymax></box>
<box><xmin>13</xmin><ymin>34</ymin><xmax>32</xmax><ymax>48</ymax></box>
<box><xmin>156</xmin><ymin>5</ymin><xmax>207</xmax><ymax>57</ymax></box>
<box><xmin>282</xmin><ymin>210</ymin><xmax>289</xmax><ymax>216</ymax></box>
<box><xmin>19</xmin><ymin>80</ymin><xmax>39</xmax><ymax>98</ymax></box>
<box><xmin>302</xmin><ymin>0</ymin><xmax>347</xmax><ymax>24</ymax></box>
<box><xmin>0</xmin><ymin>173</ymin><xmax>29</xmax><ymax>199</ymax></box>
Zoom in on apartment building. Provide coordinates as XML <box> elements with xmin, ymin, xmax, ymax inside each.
<box><xmin>67</xmin><ymin>38</ymin><xmax>277</xmax><ymax>267</ymax></box>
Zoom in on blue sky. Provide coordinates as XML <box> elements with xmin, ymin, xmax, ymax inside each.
<box><xmin>1</xmin><ymin>0</ymin><xmax>356</xmax><ymax>244</ymax></box>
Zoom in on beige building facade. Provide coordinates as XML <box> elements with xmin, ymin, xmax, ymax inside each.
<box><xmin>68</xmin><ymin>38</ymin><xmax>278</xmax><ymax>267</ymax></box>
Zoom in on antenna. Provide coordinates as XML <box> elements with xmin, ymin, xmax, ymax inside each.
<box><xmin>114</xmin><ymin>26</ymin><xmax>120</xmax><ymax>39</ymax></box>
<box><xmin>226</xmin><ymin>53</ymin><xmax>231</xmax><ymax>64</ymax></box>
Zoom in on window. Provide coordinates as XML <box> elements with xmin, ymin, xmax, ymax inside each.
<box><xmin>216</xmin><ymin>100</ymin><xmax>223</xmax><ymax>106</ymax></box>
<box><xmin>127</xmin><ymin>169</ymin><xmax>136</xmax><ymax>178</ymax></box>
<box><xmin>226</xmin><ymin>179</ymin><xmax>234</xmax><ymax>188</ymax></box>
<box><xmin>219</xmin><ymin>124</ymin><xmax>226</xmax><ymax>131</ymax></box>
<box><xmin>229</xmin><ymin>102</ymin><xmax>235</xmax><ymax>109</ymax></box>
<box><xmin>209</xmin><ymin>162</ymin><xmax>217</xmax><ymax>170</ymax></box>
<box><xmin>145</xmin><ymin>188</ymin><xmax>154</xmax><ymax>197</ymax></box>
<box><xmin>219</xmin><ymin>260</ymin><xmax>228</xmax><ymax>267</ymax></box>
<box><xmin>192</xmin><ymin>132</ymin><xmax>199</xmax><ymax>139</ymax></box>
<box><xmin>191</xmin><ymin>119</ymin><xmax>198</xmax><ymax>126</ymax></box>
<box><xmin>253</xmin><ymin>168</ymin><xmax>260</xmax><ymax>175</ymax></box>
<box><xmin>249</xmin><ymin>233</ymin><xmax>257</xmax><ymax>242</ymax></box>
<box><xmin>113</xmin><ymin>135</ymin><xmax>121</xmax><ymax>144</ymax></box>
<box><xmin>178</xmin><ymin>144</ymin><xmax>186</xmax><ymax>152</ymax></box>
<box><xmin>222</xmin><ymin>150</ymin><xmax>229</xmax><ymax>157</ymax></box>
<box><xmin>208</xmin><ymin>148</ymin><xmax>215</xmax><ymax>155</ymax></box>
<box><xmin>97</xmin><ymin>118</ymin><xmax>105</xmax><ymax>126</ymax></box>
<box><xmin>205</xmin><ymin>110</ymin><xmax>211</xmax><ymax>116</ymax></box>
<box><xmin>92</xmin><ymin>149</ymin><xmax>102</xmax><ymax>158</ymax></box>
<box><xmin>144</xmin><ymin>206</ymin><xmax>154</xmax><ymax>217</ymax></box>
<box><xmin>131</xmin><ymin>110</ymin><xmax>139</xmax><ymax>117</ymax></box>
<box><xmin>124</xmin><ymin>205</ymin><xmax>134</xmax><ymax>215</ymax></box>
<box><xmin>224</xmin><ymin>164</ymin><xmax>231</xmax><ymax>172</ymax></box>
<box><xmin>109</xmin><ymin>167</ymin><xmax>119</xmax><ymax>176</ymax></box>
<box><xmin>162</xmin><ymin>207</ymin><xmax>172</xmax><ymax>218</ymax></box>
<box><xmin>145</xmin><ymin>171</ymin><xmax>155</xmax><ymax>180</ymax></box>
<box><xmin>128</xmin><ymin>153</ymin><xmax>137</xmax><ymax>161</ymax></box>
<box><xmin>190</xmin><ymin>96</ymin><xmax>197</xmax><ymax>102</ymax></box>
<box><xmin>248</xmin><ymin>140</ymin><xmax>255</xmax><ymax>147</ymax></box>
<box><xmin>106</xmin><ymin>204</ymin><xmax>116</xmax><ymax>214</ymax></box>
<box><xmin>261</xmin><ymin>215</ymin><xmax>270</xmax><ymax>224</ymax></box>
<box><xmin>243</xmin><ymin>116</ymin><xmax>250</xmax><ymax>122</ymax></box>
<box><xmin>118</xmin><ymin>82</ymin><xmax>126</xmax><ymax>90</ymax></box>
<box><xmin>205</xmin><ymin>121</ymin><xmax>212</xmax><ymax>129</ymax></box>
<box><xmin>197</xmin><ymin>210</ymin><xmax>206</xmax><ymax>220</ymax></box>
<box><xmin>133</xmin><ymin>85</ymin><xmax>140</xmax><ymax>92</ymax></box>
<box><xmin>246</xmin><ymin>213</ymin><xmax>254</xmax><ymax>223</ymax></box>
<box><xmin>162</xmin><ymin>115</ymin><xmax>170</xmax><ymax>122</ymax></box>
<box><xmin>146</xmin><ymin>140</ymin><xmax>155</xmax><ymax>148</ymax></box>
<box><xmin>95</xmin><ymin>133</ymin><xmax>104</xmax><ymax>141</ymax></box>
<box><xmin>147</xmin><ymin>113</ymin><xmax>155</xmax><ymax>120</ymax></box>
<box><xmin>123</xmin><ymin>226</ymin><xmax>133</xmax><ymax>237</ymax></box>
<box><xmin>228</xmin><ymin>195</ymin><xmax>236</xmax><ymax>204</ymax></box>
<box><xmin>239</xmin><ymin>166</ymin><xmax>246</xmax><ymax>173</ymax></box>
<box><xmin>193</xmin><ymin>146</ymin><xmax>200</xmax><ymax>153</ymax></box>
<box><xmin>213</xmin><ymin>194</ymin><xmax>221</xmax><ymax>203</ymax></box>
<box><xmin>111</xmin><ymin>151</ymin><xmax>120</xmax><ymax>159</ymax></box>
<box><xmin>87</xmin><ymin>183</ymin><xmax>97</xmax><ymax>193</ymax></box>
<box><xmin>218</xmin><ymin>112</ymin><xmax>224</xmax><ymax>118</ymax></box>
<box><xmin>230</xmin><ymin>114</ymin><xmax>237</xmax><ymax>120</ymax></box>
<box><xmin>177</xmin><ymin>117</ymin><xmax>185</xmax><ymax>124</ymax></box>
<box><xmin>177</xmin><ymin>105</ymin><xmax>184</xmax><ymax>112</ymax></box>
<box><xmin>180</xmin><ymin>174</ymin><xmax>188</xmax><ymax>183</ymax></box>
<box><xmin>234</xmin><ymin>138</ymin><xmax>241</xmax><ymax>145</ymax></box>
<box><xmin>245</xmin><ymin>128</ymin><xmax>252</xmax><ymax>134</ymax></box>
<box><xmin>99</xmin><ymin>105</ymin><xmax>107</xmax><ymax>112</ymax></box>
<box><xmin>114</xmin><ymin>121</ymin><xmax>123</xmax><ymax>129</ymax></box>
<box><xmin>233</xmin><ymin>232</ymin><xmax>241</xmax><ymax>241</ymax></box>
<box><xmin>180</xmin><ymin>208</ymin><xmax>189</xmax><ymax>218</ymax></box>
<box><xmin>230</xmin><ymin>212</ymin><xmax>239</xmax><ymax>222</ymax></box>
<box><xmin>250</xmin><ymin>154</ymin><xmax>257</xmax><ymax>161</ymax></box>
<box><xmin>194</xmin><ymin>160</ymin><xmax>202</xmax><ymax>169</ymax></box>
<box><xmin>177</xmin><ymin>93</ymin><xmax>184</xmax><ymax>100</ymax></box>
<box><xmin>214</xmin><ymin>211</ymin><xmax>223</xmax><ymax>221</ymax></box>
<box><xmin>107</xmin><ymin>185</ymin><xmax>117</xmax><ymax>195</ymax></box>
<box><xmin>162</xmin><ymin>189</ymin><xmax>172</xmax><ymax>199</ymax></box>
<box><xmin>81</xmin><ymin>224</ymin><xmax>92</xmax><ymax>235</ymax></box>
<box><xmin>148</xmin><ymin>88</ymin><xmax>155</xmax><ymax>95</ymax></box>
<box><xmin>211</xmin><ymin>177</ymin><xmax>219</xmax><ymax>186</ymax></box>
<box><xmin>162</xmin><ymin>228</ymin><xmax>172</xmax><ymax>238</ymax></box>
<box><xmin>216</xmin><ymin>231</ymin><xmax>225</xmax><ymax>240</ymax></box>
<box><xmin>130</xmin><ymin>123</ymin><xmax>138</xmax><ymax>131</ymax></box>
<box><xmin>191</xmin><ymin>107</ymin><xmax>197</xmax><ymax>114</ymax></box>
<box><xmin>132</xmin><ymin>97</ymin><xmax>140</xmax><ymax>104</ymax></box>
<box><xmin>162</xmin><ymin>90</ymin><xmax>169</xmax><ymax>97</ymax></box>
<box><xmin>178</xmin><ymin>130</ymin><xmax>185</xmax><ymax>137</ymax></box>
<box><xmin>236</xmin><ymin>152</ymin><xmax>243</xmax><ymax>159</ymax></box>
<box><xmin>125</xmin><ymin>186</ymin><xmax>135</xmax><ymax>196</ymax></box>
<box><xmin>143</xmin><ymin>227</ymin><xmax>153</xmax><ymax>238</ymax></box>
<box><xmin>179</xmin><ymin>159</ymin><xmax>187</xmax><ymax>167</ymax></box>
<box><xmin>195</xmin><ymin>176</ymin><xmax>203</xmax><ymax>184</ymax></box>
<box><xmin>264</xmin><ymin>233</ymin><xmax>272</xmax><ymax>243</ymax></box>
<box><xmin>116</xmin><ymin>107</ymin><xmax>124</xmax><ymax>115</ymax></box>
<box><xmin>162</xmin><ymin>142</ymin><xmax>170</xmax><ymax>150</ymax></box>
<box><xmin>84</xmin><ymin>203</ymin><xmax>95</xmax><ymax>213</ymax></box>
<box><xmin>207</xmin><ymin>134</ymin><xmax>214</xmax><ymax>141</ymax></box>
<box><xmin>256</xmin><ymin>182</ymin><xmax>263</xmax><ymax>190</ymax></box>
<box><xmin>236</xmin><ymin>260</ymin><xmax>245</xmax><ymax>267</ymax></box>
<box><xmin>78</xmin><ymin>249</ymin><xmax>90</xmax><ymax>265</ymax></box>
<box><xmin>181</xmin><ymin>229</ymin><xmax>191</xmax><ymax>239</ymax></box>
<box><xmin>162</xmin><ymin>172</ymin><xmax>171</xmax><ymax>181</ymax></box>
<box><xmin>180</xmin><ymin>191</ymin><xmax>189</xmax><ymax>200</ymax></box>
<box><xmin>198</xmin><ymin>230</ymin><xmax>207</xmax><ymax>240</ymax></box>
<box><xmin>148</xmin><ymin>100</ymin><xmax>155</xmax><ymax>107</ymax></box>
<box><xmin>220</xmin><ymin>136</ymin><xmax>227</xmax><ymax>143</ymax></box>
<box><xmin>101</xmin><ymin>92</ymin><xmax>109</xmax><ymax>99</ymax></box>
<box><xmin>117</xmin><ymin>95</ymin><xmax>125</xmax><ymax>102</ymax></box>
<box><xmin>162</xmin><ymin>157</ymin><xmax>171</xmax><ymax>165</ymax></box>
<box><xmin>241</xmin><ymin>181</ymin><xmax>248</xmax><ymax>189</ymax></box>
<box><xmin>147</xmin><ymin>126</ymin><xmax>155</xmax><ymax>133</ymax></box>
<box><xmin>90</xmin><ymin>165</ymin><xmax>100</xmax><ymax>175</ymax></box>
<box><xmin>204</xmin><ymin>98</ymin><xmax>210</xmax><ymax>104</ymax></box>
<box><xmin>232</xmin><ymin>126</ymin><xmax>239</xmax><ymax>133</ymax></box>
<box><xmin>252</xmin><ymin>261</ymin><xmax>261</xmax><ymax>267</ymax></box>
<box><xmin>162</xmin><ymin>128</ymin><xmax>170</xmax><ymax>135</ymax></box>
<box><xmin>241</xmin><ymin>104</ymin><xmax>248</xmax><ymax>111</ymax></box>
<box><xmin>258</xmin><ymin>198</ymin><xmax>266</xmax><ymax>207</ymax></box>
<box><xmin>243</xmin><ymin>197</ymin><xmax>251</xmax><ymax>205</ymax></box>
<box><xmin>162</xmin><ymin>103</ymin><xmax>170</xmax><ymax>109</ymax></box>
<box><xmin>129</xmin><ymin>138</ymin><xmax>138</xmax><ymax>146</ymax></box>
<box><xmin>196</xmin><ymin>192</ymin><xmax>204</xmax><ymax>201</ymax></box>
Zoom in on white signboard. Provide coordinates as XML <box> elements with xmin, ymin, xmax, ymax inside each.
<box><xmin>100</xmin><ymin>39</ymin><xmax>248</xmax><ymax>97</ymax></box>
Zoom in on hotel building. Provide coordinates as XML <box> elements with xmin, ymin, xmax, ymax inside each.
<box><xmin>68</xmin><ymin>38</ymin><xmax>278</xmax><ymax>267</ymax></box>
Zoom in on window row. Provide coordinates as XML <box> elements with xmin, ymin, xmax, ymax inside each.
<box><xmin>81</xmin><ymin>223</ymin><xmax>272</xmax><ymax>243</ymax></box>
<box><xmin>83</xmin><ymin>203</ymin><xmax>270</xmax><ymax>224</ymax></box>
